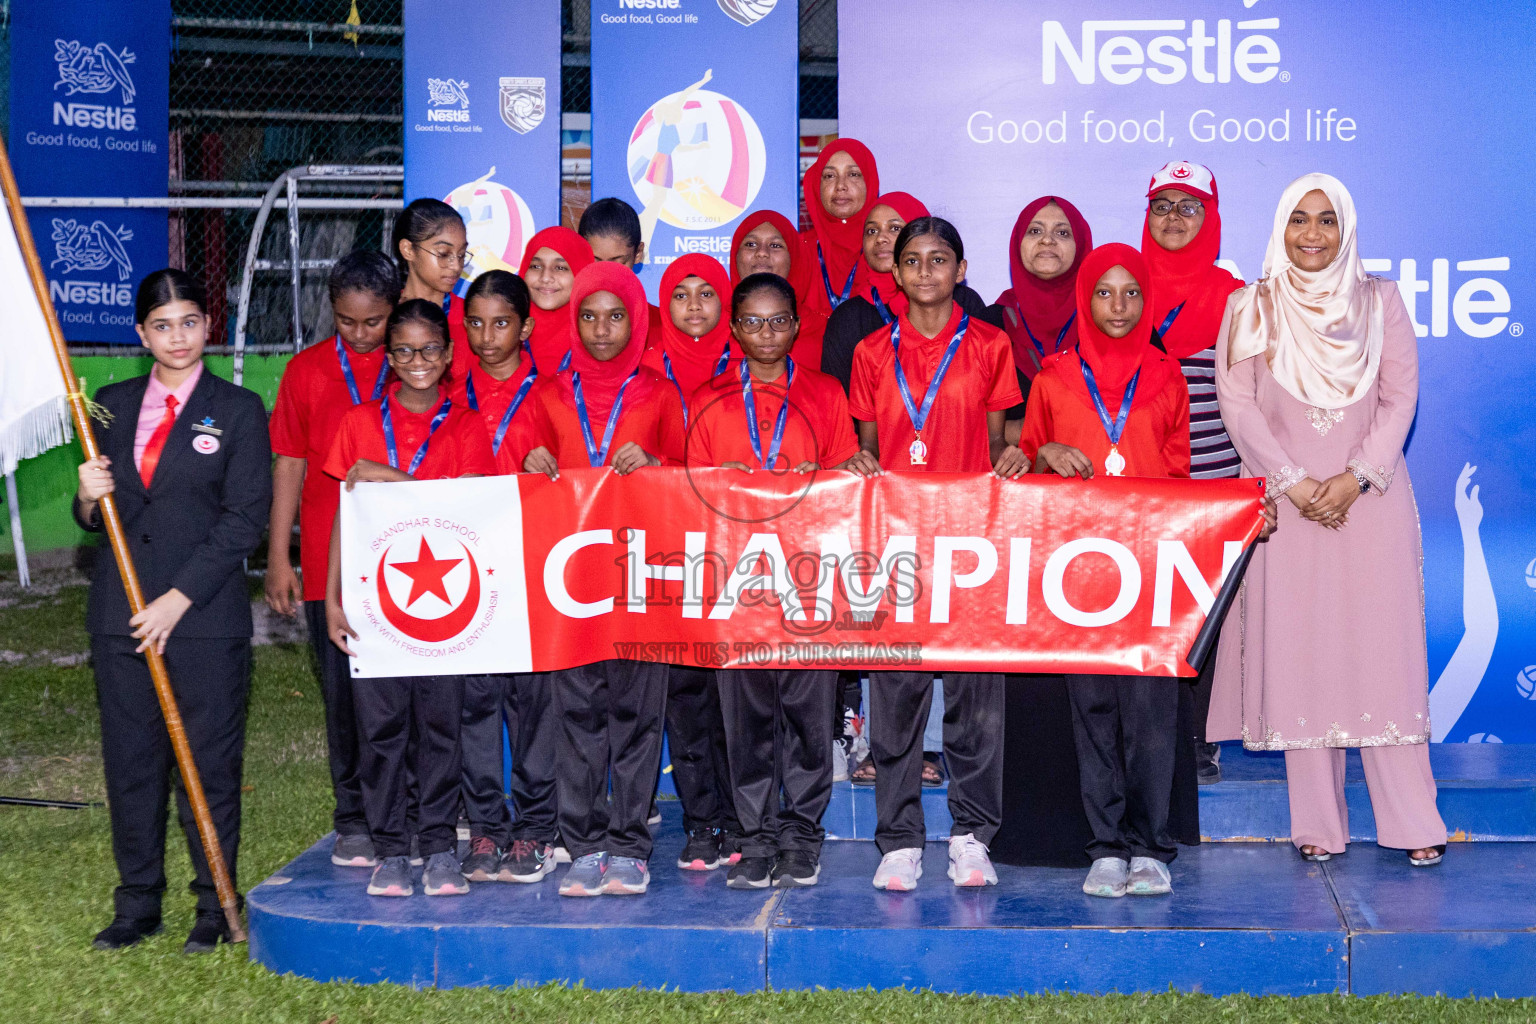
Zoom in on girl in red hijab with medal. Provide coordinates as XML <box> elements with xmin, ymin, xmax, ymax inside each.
<box><xmin>1019</xmin><ymin>242</ymin><xmax>1195</xmax><ymax>900</ymax></box>
<box><xmin>848</xmin><ymin>217</ymin><xmax>1025</xmax><ymax>893</ymax></box>
<box><xmin>518</xmin><ymin>226</ymin><xmax>596</xmax><ymax>375</ymax></box>
<box><xmin>643</xmin><ymin>253</ymin><xmax>740</xmax><ymax>413</ymax></box>
<box><xmin>799</xmin><ymin>139</ymin><xmax>879</xmax><ymax>320</ymax></box>
<box><xmin>729</xmin><ymin>210</ymin><xmax>825</xmax><ymax>369</ymax></box>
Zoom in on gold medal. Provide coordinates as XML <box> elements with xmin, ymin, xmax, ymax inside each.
<box><xmin>1104</xmin><ymin>444</ymin><xmax>1127</xmax><ymax>477</ymax></box>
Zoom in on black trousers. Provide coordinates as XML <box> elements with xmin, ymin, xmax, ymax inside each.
<box><xmin>869</xmin><ymin>671</ymin><xmax>1004</xmax><ymax>854</ymax></box>
<box><xmin>352</xmin><ymin>675</ymin><xmax>463</xmax><ymax>858</ymax></box>
<box><xmin>554</xmin><ymin>659</ymin><xmax>668</xmax><ymax>859</ymax></box>
<box><xmin>304</xmin><ymin>600</ymin><xmax>367</xmax><ymax>836</ymax></box>
<box><xmin>1065</xmin><ymin>674</ymin><xmax>1180</xmax><ymax>864</ymax></box>
<box><xmin>664</xmin><ymin>665</ymin><xmax>740</xmax><ymax>833</ymax></box>
<box><xmin>459</xmin><ymin>672</ymin><xmax>558</xmax><ymax>845</ymax></box>
<box><xmin>717</xmin><ymin>669</ymin><xmax>838</xmax><ymax>858</ymax></box>
<box><xmin>92</xmin><ymin>634</ymin><xmax>250</xmax><ymax>919</ymax></box>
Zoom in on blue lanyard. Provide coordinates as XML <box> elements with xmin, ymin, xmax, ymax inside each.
<box><xmin>381</xmin><ymin>395</ymin><xmax>452</xmax><ymax>476</ymax></box>
<box><xmin>818</xmin><ymin>243</ymin><xmax>857</xmax><ymax>309</ymax></box>
<box><xmin>663</xmin><ymin>345</ymin><xmax>732</xmax><ymax>427</ymax></box>
<box><xmin>465</xmin><ymin>368</ymin><xmax>538</xmax><ymax>456</ymax></box>
<box><xmin>572</xmin><ymin>369</ymin><xmax>640</xmax><ymax>468</ymax></box>
<box><xmin>871</xmin><ymin>288</ymin><xmax>894</xmax><ymax>325</ymax></box>
<box><xmin>1157</xmin><ymin>302</ymin><xmax>1185</xmax><ymax>339</ymax></box>
<box><xmin>1078</xmin><ymin>350</ymin><xmax>1140</xmax><ymax>445</ymax></box>
<box><xmin>1017</xmin><ymin>312</ymin><xmax>1075</xmax><ymax>365</ymax></box>
<box><xmin>558</xmin><ymin>350</ymin><xmax>572</xmax><ymax>372</ymax></box>
<box><xmin>741</xmin><ymin>358</ymin><xmax>795</xmax><ymax>468</ymax></box>
<box><xmin>336</xmin><ymin>336</ymin><xmax>387</xmax><ymax>406</ymax></box>
<box><xmin>890</xmin><ymin>312</ymin><xmax>969</xmax><ymax>436</ymax></box>
<box><xmin>440</xmin><ymin>293</ymin><xmax>454</xmax><ymax>317</ymax></box>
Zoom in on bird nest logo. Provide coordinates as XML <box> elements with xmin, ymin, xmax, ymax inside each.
<box><xmin>53</xmin><ymin>39</ymin><xmax>136</xmax><ymax>104</ymax></box>
<box><xmin>362</xmin><ymin>525</ymin><xmax>499</xmax><ymax>652</ymax></box>
<box><xmin>626</xmin><ymin>71</ymin><xmax>766</xmax><ymax>244</ymax></box>
<box><xmin>717</xmin><ymin>0</ymin><xmax>779</xmax><ymax>26</ymax></box>
<box><xmin>426</xmin><ymin>78</ymin><xmax>471</xmax><ymax>124</ymax></box>
<box><xmin>50</xmin><ymin>218</ymin><xmax>133</xmax><ymax>280</ymax></box>
<box><xmin>444</xmin><ymin>167</ymin><xmax>537</xmax><ymax>277</ymax></box>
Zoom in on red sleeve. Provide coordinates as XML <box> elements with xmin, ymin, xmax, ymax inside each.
<box><xmin>455</xmin><ymin>413</ymin><xmax>497</xmax><ymax>477</ymax></box>
<box><xmin>817</xmin><ymin>384</ymin><xmax>860</xmax><ymax>466</ymax></box>
<box><xmin>984</xmin><ymin>329</ymin><xmax>1025</xmax><ymax>411</ymax></box>
<box><xmin>1161</xmin><ymin>373</ymin><xmax>1192</xmax><ymax>479</ymax></box>
<box><xmin>525</xmin><ymin>385</ymin><xmax>561</xmax><ymax>459</ymax></box>
<box><xmin>268</xmin><ymin>356</ymin><xmax>310</xmax><ymax>459</ymax></box>
<box><xmin>654</xmin><ymin>391</ymin><xmax>687</xmax><ymax>466</ymax></box>
<box><xmin>1018</xmin><ymin>373</ymin><xmax>1056</xmax><ymax>466</ymax></box>
<box><xmin>685</xmin><ymin>399</ymin><xmax>716</xmax><ymax>467</ymax></box>
<box><xmin>848</xmin><ymin>341</ymin><xmax>878</xmax><ymax>422</ymax></box>
<box><xmin>322</xmin><ymin>407</ymin><xmax>363</xmax><ymax>480</ymax></box>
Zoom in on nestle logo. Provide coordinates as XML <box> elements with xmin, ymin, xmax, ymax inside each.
<box><xmin>619</xmin><ymin>0</ymin><xmax>681</xmax><ymax>8</ymax></box>
<box><xmin>1042</xmin><ymin>17</ymin><xmax>1281</xmax><ymax>85</ymax></box>
<box><xmin>52</xmin><ymin>102</ymin><xmax>136</xmax><ymax>130</ymax></box>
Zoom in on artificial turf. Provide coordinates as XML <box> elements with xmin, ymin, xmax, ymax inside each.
<box><xmin>0</xmin><ymin>563</ymin><xmax>1529</xmax><ymax>1023</ymax></box>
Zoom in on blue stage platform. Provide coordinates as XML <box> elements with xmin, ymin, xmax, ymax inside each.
<box><xmin>248</xmin><ymin>744</ymin><xmax>1536</xmax><ymax>996</ymax></box>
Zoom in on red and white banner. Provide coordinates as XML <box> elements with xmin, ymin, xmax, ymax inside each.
<box><xmin>339</xmin><ymin>469</ymin><xmax>1264</xmax><ymax>679</ymax></box>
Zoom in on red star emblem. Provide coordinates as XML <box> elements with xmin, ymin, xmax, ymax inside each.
<box><xmin>387</xmin><ymin>537</ymin><xmax>463</xmax><ymax>608</ymax></box>
<box><xmin>486</xmin><ymin>567</ymin><xmax>495</xmax><ymax>576</ymax></box>
<box><xmin>360</xmin><ymin>576</ymin><xmax>368</xmax><ymax>583</ymax></box>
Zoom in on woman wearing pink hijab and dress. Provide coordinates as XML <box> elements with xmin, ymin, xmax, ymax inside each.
<box><xmin>1209</xmin><ymin>173</ymin><xmax>1447</xmax><ymax>868</ymax></box>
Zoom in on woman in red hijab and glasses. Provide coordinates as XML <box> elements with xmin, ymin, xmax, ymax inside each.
<box><xmin>1140</xmin><ymin>161</ymin><xmax>1245</xmax><ymax>786</ymax></box>
<box><xmin>798</xmin><ymin>140</ymin><xmax>879</xmax><ymax>322</ymax></box>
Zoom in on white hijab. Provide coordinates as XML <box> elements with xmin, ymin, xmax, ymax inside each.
<box><xmin>1226</xmin><ymin>173</ymin><xmax>1384</xmax><ymax>409</ymax></box>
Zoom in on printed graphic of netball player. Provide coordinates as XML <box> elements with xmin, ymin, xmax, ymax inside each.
<box><xmin>631</xmin><ymin>69</ymin><xmax>714</xmax><ymax>253</ymax></box>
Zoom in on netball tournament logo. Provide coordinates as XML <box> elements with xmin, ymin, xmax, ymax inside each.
<box><xmin>717</xmin><ymin>0</ymin><xmax>778</xmax><ymax>26</ymax></box>
<box><xmin>362</xmin><ymin>524</ymin><xmax>498</xmax><ymax>651</ymax></box>
<box><xmin>626</xmin><ymin>69</ymin><xmax>766</xmax><ymax>252</ymax></box>
<box><xmin>499</xmin><ymin>77</ymin><xmax>546</xmax><ymax>134</ymax></box>
<box><xmin>444</xmin><ymin>167</ymin><xmax>537</xmax><ymax>276</ymax></box>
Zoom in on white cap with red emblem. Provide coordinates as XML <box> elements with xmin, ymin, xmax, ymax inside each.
<box><xmin>1146</xmin><ymin>161</ymin><xmax>1217</xmax><ymax>202</ymax></box>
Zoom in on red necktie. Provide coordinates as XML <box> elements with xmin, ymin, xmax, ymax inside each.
<box><xmin>139</xmin><ymin>394</ymin><xmax>178</xmax><ymax>487</ymax></box>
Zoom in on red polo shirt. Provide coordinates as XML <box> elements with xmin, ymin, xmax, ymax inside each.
<box><xmin>523</xmin><ymin>371</ymin><xmax>686</xmax><ymax>470</ymax></box>
<box><xmin>686</xmin><ymin>361</ymin><xmax>859</xmax><ymax>469</ymax></box>
<box><xmin>848</xmin><ymin>304</ymin><xmax>1020</xmax><ymax>472</ymax></box>
<box><xmin>447</xmin><ymin>359</ymin><xmax>540</xmax><ymax>476</ymax></box>
<box><xmin>323</xmin><ymin>385</ymin><xmax>495</xmax><ymax>483</ymax></box>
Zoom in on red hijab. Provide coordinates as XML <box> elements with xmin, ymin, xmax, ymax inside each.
<box><xmin>1057</xmin><ymin>243</ymin><xmax>1179</xmax><ymax>413</ymax></box>
<box><xmin>652</xmin><ymin>253</ymin><xmax>739</xmax><ymax>399</ymax></box>
<box><xmin>800</xmin><ymin>139</ymin><xmax>880</xmax><ymax>311</ymax></box>
<box><xmin>519</xmin><ymin>226</ymin><xmax>595</xmax><ymax>372</ymax></box>
<box><xmin>854</xmin><ymin>191</ymin><xmax>929</xmax><ymax>313</ymax></box>
<box><xmin>1139</xmin><ymin>174</ymin><xmax>1243</xmax><ymax>360</ymax></box>
<box><xmin>996</xmin><ymin>196</ymin><xmax>1092</xmax><ymax>381</ymax></box>
<box><xmin>729</xmin><ymin>210</ymin><xmax>810</xmax><ymax>297</ymax></box>
<box><xmin>559</xmin><ymin>262</ymin><xmax>655</xmax><ymax>422</ymax></box>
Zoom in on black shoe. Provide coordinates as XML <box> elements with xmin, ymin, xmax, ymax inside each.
<box><xmin>772</xmin><ymin>850</ymin><xmax>821</xmax><ymax>888</ymax></box>
<box><xmin>718</xmin><ymin>828</ymin><xmax>745</xmax><ymax>866</ymax></box>
<box><xmin>1196</xmin><ymin>743</ymin><xmax>1222</xmax><ymax>785</ymax></box>
<box><xmin>727</xmin><ymin>855</ymin><xmax>774</xmax><ymax>889</ymax></box>
<box><xmin>183</xmin><ymin>912</ymin><xmax>231</xmax><ymax>954</ymax></box>
<box><xmin>677</xmin><ymin>828</ymin><xmax>722</xmax><ymax>871</ymax></box>
<box><xmin>92</xmin><ymin>915</ymin><xmax>163</xmax><ymax>950</ymax></box>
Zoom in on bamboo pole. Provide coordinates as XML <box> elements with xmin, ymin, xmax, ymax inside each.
<box><xmin>0</xmin><ymin>138</ymin><xmax>246</xmax><ymax>943</ymax></box>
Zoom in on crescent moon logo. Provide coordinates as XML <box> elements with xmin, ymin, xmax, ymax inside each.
<box><xmin>376</xmin><ymin>538</ymin><xmax>482</xmax><ymax>643</ymax></box>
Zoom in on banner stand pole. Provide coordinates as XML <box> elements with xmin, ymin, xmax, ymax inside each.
<box><xmin>0</xmin><ymin>137</ymin><xmax>246</xmax><ymax>943</ymax></box>
<box><xmin>1184</xmin><ymin>540</ymin><xmax>1256</xmax><ymax>674</ymax></box>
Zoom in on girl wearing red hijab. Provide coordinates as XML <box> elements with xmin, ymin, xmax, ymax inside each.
<box><xmin>989</xmin><ymin>196</ymin><xmax>1093</xmax><ymax>404</ymax></box>
<box><xmin>1019</xmin><ymin>242</ymin><xmax>1193</xmax><ymax>900</ymax></box>
<box><xmin>729</xmin><ymin>210</ymin><xmax>825</xmax><ymax>369</ymax></box>
<box><xmin>799</xmin><ymin>140</ymin><xmax>879</xmax><ymax>320</ymax></box>
<box><xmin>518</xmin><ymin>226</ymin><xmax>595</xmax><ymax>375</ymax></box>
<box><xmin>644</xmin><ymin>253</ymin><xmax>740</xmax><ymax>412</ymax></box>
<box><xmin>520</xmin><ymin>263</ymin><xmax>681</xmax><ymax>898</ymax></box>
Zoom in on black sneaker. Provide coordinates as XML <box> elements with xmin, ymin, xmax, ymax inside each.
<box><xmin>726</xmin><ymin>855</ymin><xmax>774</xmax><ymax>889</ymax></box>
<box><xmin>1197</xmin><ymin>743</ymin><xmax>1222</xmax><ymax>786</ymax></box>
<box><xmin>772</xmin><ymin>850</ymin><xmax>821</xmax><ymax>888</ymax></box>
<box><xmin>718</xmin><ymin>828</ymin><xmax>745</xmax><ymax>866</ymax></box>
<box><xmin>461</xmin><ymin>836</ymin><xmax>501</xmax><ymax>882</ymax></box>
<box><xmin>500</xmin><ymin>839</ymin><xmax>556</xmax><ymax>883</ymax></box>
<box><xmin>183</xmin><ymin>911</ymin><xmax>230</xmax><ymax>954</ymax></box>
<box><xmin>677</xmin><ymin>828</ymin><xmax>722</xmax><ymax>871</ymax></box>
<box><xmin>92</xmin><ymin>915</ymin><xmax>162</xmax><ymax>950</ymax></box>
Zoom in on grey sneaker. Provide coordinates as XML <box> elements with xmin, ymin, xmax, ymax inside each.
<box><xmin>366</xmin><ymin>855</ymin><xmax>414</xmax><ymax>897</ymax></box>
<box><xmin>1126</xmin><ymin>857</ymin><xmax>1172</xmax><ymax>896</ymax></box>
<box><xmin>332</xmin><ymin>832</ymin><xmax>377</xmax><ymax>868</ymax></box>
<box><xmin>1082</xmin><ymin>857</ymin><xmax>1129</xmax><ymax>898</ymax></box>
<box><xmin>422</xmin><ymin>851</ymin><xmax>469</xmax><ymax>896</ymax></box>
<box><xmin>604</xmin><ymin>856</ymin><xmax>651</xmax><ymax>895</ymax></box>
<box><xmin>460</xmin><ymin>836</ymin><xmax>501</xmax><ymax>882</ymax></box>
<box><xmin>559</xmin><ymin>852</ymin><xmax>608</xmax><ymax>896</ymax></box>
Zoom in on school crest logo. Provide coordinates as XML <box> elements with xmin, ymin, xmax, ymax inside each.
<box><xmin>53</xmin><ymin>39</ymin><xmax>136</xmax><ymax>104</ymax></box>
<box><xmin>717</xmin><ymin>0</ymin><xmax>778</xmax><ymax>26</ymax></box>
<box><xmin>444</xmin><ymin>167</ymin><xmax>537</xmax><ymax>276</ymax></box>
<box><xmin>371</xmin><ymin>533</ymin><xmax>492</xmax><ymax>645</ymax></box>
<box><xmin>50</xmin><ymin>218</ymin><xmax>134</xmax><ymax>281</ymax></box>
<box><xmin>499</xmin><ymin>76</ymin><xmax>546</xmax><ymax>134</ymax></box>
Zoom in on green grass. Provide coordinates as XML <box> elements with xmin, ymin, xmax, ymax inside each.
<box><xmin>0</xmin><ymin>571</ymin><xmax>1530</xmax><ymax>1022</ymax></box>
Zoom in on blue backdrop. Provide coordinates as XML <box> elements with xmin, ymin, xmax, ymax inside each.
<box><xmin>403</xmin><ymin>0</ymin><xmax>561</xmax><ymax>282</ymax></box>
<box><xmin>8</xmin><ymin>0</ymin><xmax>169</xmax><ymax>344</ymax></box>
<box><xmin>839</xmin><ymin>0</ymin><xmax>1536</xmax><ymax>741</ymax></box>
<box><xmin>591</xmin><ymin>0</ymin><xmax>799</xmax><ymax>300</ymax></box>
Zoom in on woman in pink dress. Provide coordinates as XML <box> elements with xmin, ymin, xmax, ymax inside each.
<box><xmin>1210</xmin><ymin>173</ymin><xmax>1447</xmax><ymax>867</ymax></box>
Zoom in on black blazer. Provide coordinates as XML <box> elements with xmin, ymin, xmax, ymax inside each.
<box><xmin>74</xmin><ymin>368</ymin><xmax>272</xmax><ymax>638</ymax></box>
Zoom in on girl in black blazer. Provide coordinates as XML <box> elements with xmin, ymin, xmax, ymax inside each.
<box><xmin>74</xmin><ymin>270</ymin><xmax>271</xmax><ymax>953</ymax></box>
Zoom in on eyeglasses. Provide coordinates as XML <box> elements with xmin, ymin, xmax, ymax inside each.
<box><xmin>734</xmin><ymin>314</ymin><xmax>798</xmax><ymax>334</ymax></box>
<box><xmin>388</xmin><ymin>343</ymin><xmax>448</xmax><ymax>364</ymax></box>
<box><xmin>1149</xmin><ymin>199</ymin><xmax>1204</xmax><ymax>218</ymax></box>
<box><xmin>425</xmin><ymin>248</ymin><xmax>468</xmax><ymax>267</ymax></box>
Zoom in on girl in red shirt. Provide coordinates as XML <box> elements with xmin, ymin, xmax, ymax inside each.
<box><xmin>323</xmin><ymin>299</ymin><xmax>494</xmax><ymax>900</ymax></box>
<box><xmin>1019</xmin><ymin>242</ymin><xmax>1192</xmax><ymax>900</ymax></box>
<box><xmin>848</xmin><ymin>217</ymin><xmax>1027</xmax><ymax>894</ymax></box>
<box><xmin>521</xmin><ymin>262</ymin><xmax>680</xmax><ymax>897</ymax></box>
<box><xmin>518</xmin><ymin>226</ymin><xmax>596</xmax><ymax>374</ymax></box>
<box><xmin>392</xmin><ymin>199</ymin><xmax>470</xmax><ymax>377</ymax></box>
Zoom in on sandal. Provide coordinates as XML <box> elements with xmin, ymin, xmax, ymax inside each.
<box><xmin>1408</xmin><ymin>845</ymin><xmax>1445</xmax><ymax>868</ymax></box>
<box><xmin>921</xmin><ymin>754</ymin><xmax>947</xmax><ymax>788</ymax></box>
<box><xmin>850</xmin><ymin>755</ymin><xmax>876</xmax><ymax>787</ymax></box>
<box><xmin>1298</xmin><ymin>845</ymin><xmax>1333</xmax><ymax>863</ymax></box>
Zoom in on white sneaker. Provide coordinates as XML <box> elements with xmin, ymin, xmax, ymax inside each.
<box><xmin>552</xmin><ymin>844</ymin><xmax>572</xmax><ymax>865</ymax></box>
<box><xmin>831</xmin><ymin>737</ymin><xmax>850</xmax><ymax>783</ymax></box>
<box><xmin>1082</xmin><ymin>856</ymin><xmax>1129</xmax><ymax>898</ymax></box>
<box><xmin>947</xmin><ymin>833</ymin><xmax>998</xmax><ymax>887</ymax></box>
<box><xmin>872</xmin><ymin>847</ymin><xmax>924</xmax><ymax>891</ymax></box>
<box><xmin>1126</xmin><ymin>856</ymin><xmax>1172</xmax><ymax>895</ymax></box>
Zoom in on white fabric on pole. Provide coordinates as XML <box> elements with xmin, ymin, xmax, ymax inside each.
<box><xmin>0</xmin><ymin>197</ymin><xmax>71</xmax><ymax>476</ymax></box>
<box><xmin>5</xmin><ymin>471</ymin><xmax>29</xmax><ymax>588</ymax></box>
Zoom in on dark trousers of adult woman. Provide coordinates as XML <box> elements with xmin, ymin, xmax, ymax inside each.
<box><xmin>664</xmin><ymin>665</ymin><xmax>741</xmax><ymax>835</ymax></box>
<box><xmin>303</xmin><ymin>599</ymin><xmax>367</xmax><ymax>837</ymax></box>
<box><xmin>352</xmin><ymin>675</ymin><xmax>464</xmax><ymax>859</ymax></box>
<box><xmin>459</xmin><ymin>672</ymin><xmax>558</xmax><ymax>845</ymax></box>
<box><xmin>93</xmin><ymin>635</ymin><xmax>250</xmax><ymax>919</ymax></box>
<box><xmin>870</xmin><ymin>671</ymin><xmax>1004</xmax><ymax>852</ymax></box>
<box><xmin>717</xmin><ymin>669</ymin><xmax>838</xmax><ymax>858</ymax></box>
<box><xmin>554</xmin><ymin>660</ymin><xmax>668</xmax><ymax>859</ymax></box>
